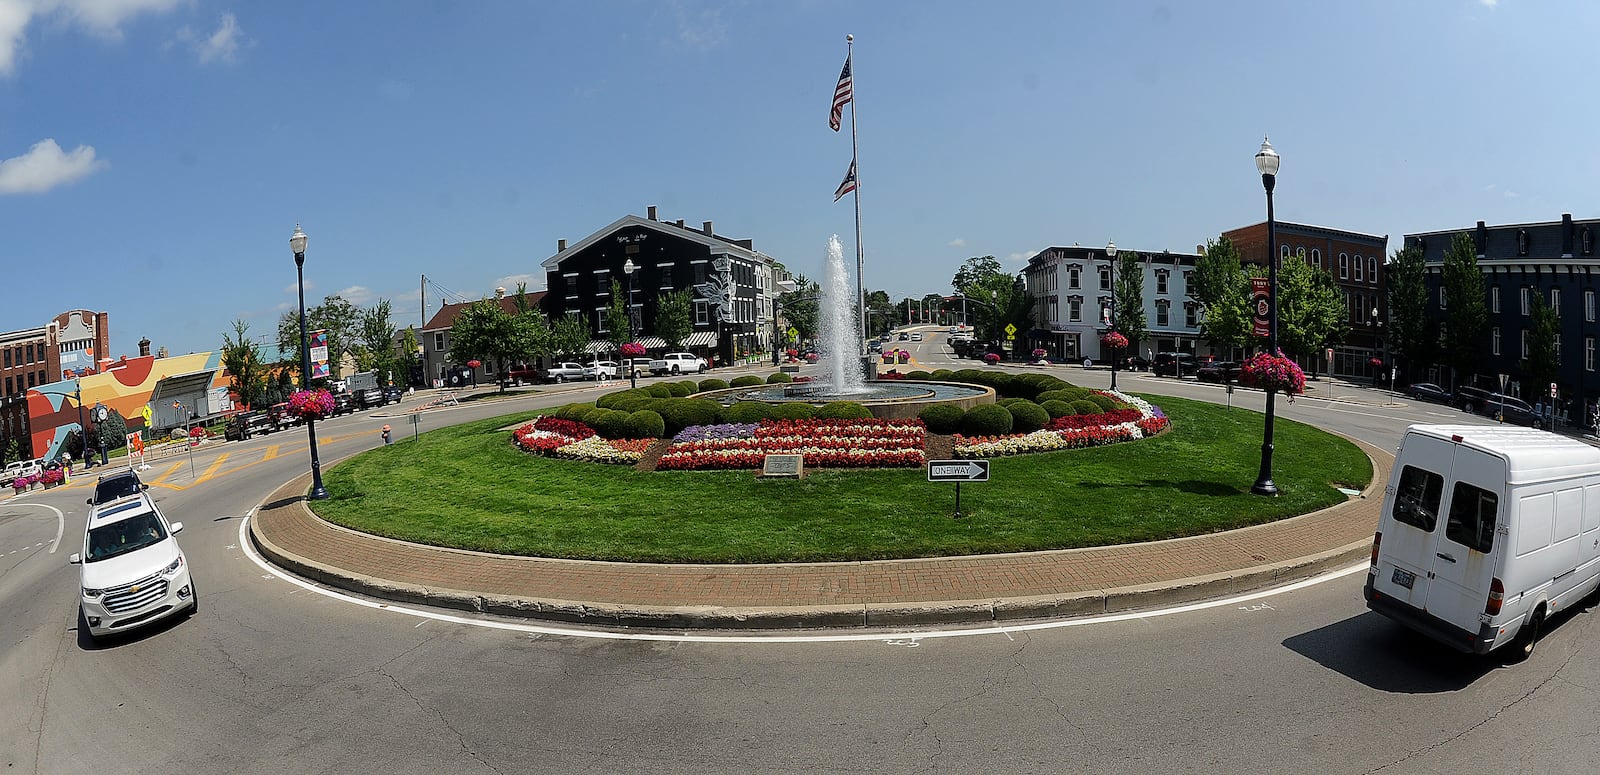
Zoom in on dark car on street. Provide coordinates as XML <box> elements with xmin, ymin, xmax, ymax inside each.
<box><xmin>86</xmin><ymin>470</ymin><xmax>148</xmax><ymax>506</ymax></box>
<box><xmin>1405</xmin><ymin>382</ymin><xmax>1452</xmax><ymax>404</ymax></box>
<box><xmin>1195</xmin><ymin>361</ymin><xmax>1242</xmax><ymax>383</ymax></box>
<box><xmin>1152</xmin><ymin>352</ymin><xmax>1199</xmax><ymax>378</ymax></box>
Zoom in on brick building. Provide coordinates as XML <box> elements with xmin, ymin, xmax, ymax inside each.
<box><xmin>0</xmin><ymin>309</ymin><xmax>111</xmax><ymax>461</ymax></box>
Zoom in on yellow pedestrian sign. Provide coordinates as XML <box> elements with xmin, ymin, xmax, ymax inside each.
<box><xmin>141</xmin><ymin>405</ymin><xmax>153</xmax><ymax>425</ymax></box>
<box><xmin>787</xmin><ymin>327</ymin><xmax>799</xmax><ymax>341</ymax></box>
<box><xmin>1005</xmin><ymin>323</ymin><xmax>1017</xmax><ymax>341</ymax></box>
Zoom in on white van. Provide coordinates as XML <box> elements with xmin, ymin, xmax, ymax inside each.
<box><xmin>1364</xmin><ymin>425</ymin><xmax>1600</xmax><ymax>659</ymax></box>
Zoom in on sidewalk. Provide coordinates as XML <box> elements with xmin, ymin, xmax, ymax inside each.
<box><xmin>249</xmin><ymin>438</ymin><xmax>1390</xmax><ymax>631</ymax></box>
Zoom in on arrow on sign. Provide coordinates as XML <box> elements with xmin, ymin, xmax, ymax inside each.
<box><xmin>927</xmin><ymin>459</ymin><xmax>990</xmax><ymax>482</ymax></box>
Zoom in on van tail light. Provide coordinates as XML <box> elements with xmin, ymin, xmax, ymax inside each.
<box><xmin>1486</xmin><ymin>577</ymin><xmax>1505</xmax><ymax>616</ymax></box>
<box><xmin>1369</xmin><ymin>532</ymin><xmax>1382</xmax><ymax>570</ymax></box>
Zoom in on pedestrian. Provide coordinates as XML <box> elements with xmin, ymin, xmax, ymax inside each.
<box><xmin>381</xmin><ymin>424</ymin><xmax>392</xmax><ymax>445</ymax></box>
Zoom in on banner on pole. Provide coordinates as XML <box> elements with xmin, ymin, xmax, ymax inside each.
<box><xmin>1251</xmin><ymin>277</ymin><xmax>1271</xmax><ymax>337</ymax></box>
<box><xmin>310</xmin><ymin>329</ymin><xmax>330</xmax><ymax>379</ymax></box>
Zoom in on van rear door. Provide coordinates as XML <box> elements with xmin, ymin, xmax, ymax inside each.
<box><xmin>1373</xmin><ymin>433</ymin><xmax>1456</xmax><ymax>608</ymax></box>
<box><xmin>1422</xmin><ymin>446</ymin><xmax>1505</xmax><ymax>634</ymax></box>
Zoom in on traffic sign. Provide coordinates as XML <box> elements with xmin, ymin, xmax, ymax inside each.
<box><xmin>787</xmin><ymin>326</ymin><xmax>799</xmax><ymax>341</ymax></box>
<box><xmin>1004</xmin><ymin>323</ymin><xmax>1017</xmax><ymax>337</ymax></box>
<box><xmin>1551</xmin><ymin>382</ymin><xmax>1558</xmax><ymax>398</ymax></box>
<box><xmin>141</xmin><ymin>405</ymin><xmax>153</xmax><ymax>425</ymax></box>
<box><xmin>928</xmin><ymin>459</ymin><xmax>990</xmax><ymax>482</ymax></box>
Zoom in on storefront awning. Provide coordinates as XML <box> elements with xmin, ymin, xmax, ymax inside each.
<box><xmin>684</xmin><ymin>331</ymin><xmax>720</xmax><ymax>348</ymax></box>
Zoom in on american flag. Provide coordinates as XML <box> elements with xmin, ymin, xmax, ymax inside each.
<box><xmin>829</xmin><ymin>53</ymin><xmax>852</xmax><ymax>131</ymax></box>
<box><xmin>834</xmin><ymin>159</ymin><xmax>857</xmax><ymax>201</ymax></box>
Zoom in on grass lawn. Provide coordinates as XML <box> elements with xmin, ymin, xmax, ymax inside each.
<box><xmin>313</xmin><ymin>395</ymin><xmax>1371</xmax><ymax>563</ymax></box>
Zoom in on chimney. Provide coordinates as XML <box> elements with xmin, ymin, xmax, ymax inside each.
<box><xmin>647</xmin><ymin>205</ymin><xmax>658</xmax><ymax>220</ymax></box>
<box><xmin>138</xmin><ymin>336</ymin><xmax>151</xmax><ymax>357</ymax></box>
<box><xmin>702</xmin><ymin>221</ymin><xmax>714</xmax><ymax>235</ymax></box>
<box><xmin>676</xmin><ymin>219</ymin><xmax>685</xmax><ymax>228</ymax></box>
<box><xmin>1476</xmin><ymin>221</ymin><xmax>1487</xmax><ymax>257</ymax></box>
<box><xmin>558</xmin><ymin>238</ymin><xmax>567</xmax><ymax>252</ymax></box>
<box><xmin>1562</xmin><ymin>213</ymin><xmax>1574</xmax><ymax>257</ymax></box>
<box><xmin>1196</xmin><ymin>244</ymin><xmax>1204</xmax><ymax>255</ymax></box>
<box><xmin>495</xmin><ymin>287</ymin><xmax>506</xmax><ymax>300</ymax></box>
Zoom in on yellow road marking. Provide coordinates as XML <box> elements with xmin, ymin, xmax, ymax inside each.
<box><xmin>150</xmin><ymin>461</ymin><xmax>185</xmax><ymax>486</ymax></box>
<box><xmin>263</xmin><ymin>445</ymin><xmax>279</xmax><ymax>460</ymax></box>
<box><xmin>194</xmin><ymin>453</ymin><xmax>230</xmax><ymax>484</ymax></box>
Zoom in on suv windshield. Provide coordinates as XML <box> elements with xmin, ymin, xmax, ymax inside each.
<box><xmin>86</xmin><ymin>513</ymin><xmax>167</xmax><ymax>562</ymax></box>
<box><xmin>92</xmin><ymin>474</ymin><xmax>143</xmax><ymax>505</ymax></box>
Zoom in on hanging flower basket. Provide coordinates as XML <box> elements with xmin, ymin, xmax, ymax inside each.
<box><xmin>620</xmin><ymin>342</ymin><xmax>647</xmax><ymax>357</ymax></box>
<box><xmin>983</xmin><ymin>352</ymin><xmax>1001</xmax><ymax>364</ymax></box>
<box><xmin>1241</xmin><ymin>350</ymin><xmax>1307</xmax><ymax>399</ymax></box>
<box><xmin>1100</xmin><ymin>332</ymin><xmax>1129</xmax><ymax>350</ymax></box>
<box><xmin>286</xmin><ymin>389</ymin><xmax>337</xmax><ymax>421</ymax></box>
<box><xmin>466</xmin><ymin>359</ymin><xmax>482</xmax><ymax>369</ymax></box>
<box><xmin>1368</xmin><ymin>357</ymin><xmax>1383</xmax><ymax>368</ymax></box>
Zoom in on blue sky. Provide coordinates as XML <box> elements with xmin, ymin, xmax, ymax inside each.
<box><xmin>1</xmin><ymin>0</ymin><xmax>1590</xmax><ymax>358</ymax></box>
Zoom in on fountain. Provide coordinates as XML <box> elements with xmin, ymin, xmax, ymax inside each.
<box><xmin>695</xmin><ymin>236</ymin><xmax>994</xmax><ymax>419</ymax></box>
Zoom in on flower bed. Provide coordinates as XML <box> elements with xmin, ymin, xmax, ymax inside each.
<box><xmin>953</xmin><ymin>389</ymin><xmax>1168</xmax><ymax>458</ymax></box>
<box><xmin>512</xmin><ymin>417</ymin><xmax>643</xmax><ymax>464</ymax></box>
<box><xmin>657</xmin><ymin>418</ymin><xmax>927</xmax><ymax>471</ymax></box>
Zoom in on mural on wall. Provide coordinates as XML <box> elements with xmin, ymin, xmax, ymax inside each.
<box><xmin>26</xmin><ymin>352</ymin><xmax>224</xmax><ymax>460</ymax></box>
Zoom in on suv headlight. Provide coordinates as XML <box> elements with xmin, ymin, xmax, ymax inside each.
<box><xmin>82</xmin><ymin>587</ymin><xmax>104</xmax><ymax>599</ymax></box>
<box><xmin>163</xmin><ymin>555</ymin><xmax>185</xmax><ymax>575</ymax></box>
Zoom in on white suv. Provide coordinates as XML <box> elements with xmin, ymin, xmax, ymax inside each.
<box><xmin>68</xmin><ymin>492</ymin><xmax>195</xmax><ymax>642</ymax></box>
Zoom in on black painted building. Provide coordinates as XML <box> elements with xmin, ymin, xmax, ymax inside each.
<box><xmin>541</xmin><ymin>208</ymin><xmax>785</xmax><ymax>365</ymax></box>
<box><xmin>1406</xmin><ymin>213</ymin><xmax>1600</xmax><ymax>423</ymax></box>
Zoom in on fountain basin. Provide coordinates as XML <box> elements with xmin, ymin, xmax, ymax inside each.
<box><xmin>699</xmin><ymin>380</ymin><xmax>995</xmax><ymax>420</ymax></box>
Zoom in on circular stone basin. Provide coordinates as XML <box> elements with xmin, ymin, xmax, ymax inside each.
<box><xmin>698</xmin><ymin>380</ymin><xmax>994</xmax><ymax>420</ymax></box>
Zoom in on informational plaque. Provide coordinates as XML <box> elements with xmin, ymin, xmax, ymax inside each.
<box><xmin>761</xmin><ymin>453</ymin><xmax>804</xmax><ymax>479</ymax></box>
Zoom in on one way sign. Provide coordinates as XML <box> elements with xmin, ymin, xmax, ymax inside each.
<box><xmin>927</xmin><ymin>460</ymin><xmax>990</xmax><ymax>482</ymax></box>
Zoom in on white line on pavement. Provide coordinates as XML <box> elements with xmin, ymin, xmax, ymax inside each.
<box><xmin>1</xmin><ymin>504</ymin><xmax>66</xmax><ymax>553</ymax></box>
<box><xmin>238</xmin><ymin>513</ymin><xmax>1366</xmax><ymax>645</ymax></box>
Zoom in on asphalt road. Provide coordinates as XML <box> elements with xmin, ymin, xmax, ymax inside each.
<box><xmin>2</xmin><ymin>341</ymin><xmax>1596</xmax><ymax>774</ymax></box>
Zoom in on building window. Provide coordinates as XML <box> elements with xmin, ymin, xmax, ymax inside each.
<box><xmin>659</xmin><ymin>266</ymin><xmax>673</xmax><ymax>287</ymax></box>
<box><xmin>1311</xmin><ymin>249</ymin><xmax>1321</xmax><ymax>268</ymax></box>
<box><xmin>1068</xmin><ymin>265</ymin><xmax>1081</xmax><ymax>289</ymax></box>
<box><xmin>1185</xmin><ymin>303</ymin><xmax>1199</xmax><ymax>328</ymax></box>
<box><xmin>694</xmin><ymin>301</ymin><xmax>708</xmax><ymax>325</ymax></box>
<box><xmin>1156</xmin><ymin>300</ymin><xmax>1169</xmax><ymax>327</ymax></box>
<box><xmin>1552</xmin><ymin>288</ymin><xmax>1561</xmax><ymax>315</ymax></box>
<box><xmin>1368</xmin><ymin>257</ymin><xmax>1377</xmax><ymax>283</ymax></box>
<box><xmin>1099</xmin><ymin>266</ymin><xmax>1112</xmax><ymax>291</ymax></box>
<box><xmin>25</xmin><ymin>343</ymin><xmax>33</xmax><ymax>363</ymax></box>
<box><xmin>3</xmin><ymin>376</ymin><xmax>10</xmax><ymax>394</ymax></box>
<box><xmin>1068</xmin><ymin>297</ymin><xmax>1081</xmax><ymax>322</ymax></box>
<box><xmin>1492</xmin><ymin>327</ymin><xmax>1501</xmax><ymax>356</ymax></box>
<box><xmin>1183</xmin><ymin>270</ymin><xmax>1193</xmax><ymax>289</ymax></box>
<box><xmin>595</xmin><ymin>309</ymin><xmax>607</xmax><ymax>333</ymax></box>
<box><xmin>1339</xmin><ymin>254</ymin><xmax>1349</xmax><ymax>279</ymax></box>
<box><xmin>1354</xmin><ymin>256</ymin><xmax>1364</xmax><ymax>282</ymax></box>
<box><xmin>26</xmin><ymin>372</ymin><xmax>35</xmax><ymax>388</ymax></box>
<box><xmin>434</xmin><ymin>332</ymin><xmax>445</xmax><ymax>351</ymax></box>
<box><xmin>1589</xmin><ymin>290</ymin><xmax>1597</xmax><ymax>322</ymax></box>
<box><xmin>1440</xmin><ymin>286</ymin><xmax>1447</xmax><ymax>308</ymax></box>
<box><xmin>2</xmin><ymin>349</ymin><xmax>8</xmax><ymax>368</ymax></box>
<box><xmin>1491</xmin><ymin>286</ymin><xmax>1501</xmax><ymax>313</ymax></box>
<box><xmin>1296</xmin><ymin>247</ymin><xmax>1306</xmax><ymax>258</ymax></box>
<box><xmin>1521</xmin><ymin>329</ymin><xmax>1529</xmax><ymax>359</ymax></box>
<box><xmin>1521</xmin><ymin>287</ymin><xmax>1530</xmax><ymax>316</ymax></box>
<box><xmin>1588</xmin><ymin>336</ymin><xmax>1595</xmax><ymax>372</ymax></box>
<box><xmin>1157</xmin><ymin>271</ymin><xmax>1169</xmax><ymax>295</ymax></box>
<box><xmin>1556</xmin><ymin>334</ymin><xmax>1563</xmax><ymax>365</ymax></box>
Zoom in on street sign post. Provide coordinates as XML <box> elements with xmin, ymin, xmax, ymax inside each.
<box><xmin>928</xmin><ymin>459</ymin><xmax>989</xmax><ymax>518</ymax></box>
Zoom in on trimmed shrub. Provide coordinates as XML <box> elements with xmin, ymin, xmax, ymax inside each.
<box><xmin>997</xmin><ymin>397</ymin><xmax>1027</xmax><ymax>408</ymax></box>
<box><xmin>665</xmin><ymin>381</ymin><xmax>694</xmax><ymax>397</ymax></box>
<box><xmin>569</xmin><ymin>405</ymin><xmax>603</xmax><ymax>426</ymax></box>
<box><xmin>905</xmin><ymin>370</ymin><xmax>933</xmax><ymax>380</ymax></box>
<box><xmin>1006</xmin><ymin>401</ymin><xmax>1050</xmax><ymax>433</ymax></box>
<box><xmin>610</xmin><ymin>398</ymin><xmax>652</xmax><ymax>414</ymax></box>
<box><xmin>1040</xmin><ymin>399</ymin><xmax>1076</xmax><ymax>420</ymax></box>
<box><xmin>960</xmin><ymin>404</ymin><xmax>1013</xmax><ymax>436</ymax></box>
<box><xmin>596</xmin><ymin>389</ymin><xmax>649</xmax><ymax>410</ymax></box>
<box><xmin>768</xmin><ymin>402</ymin><xmax>816</xmax><ymax>420</ymax></box>
<box><xmin>554</xmin><ymin>402</ymin><xmax>593</xmax><ymax>421</ymax></box>
<box><xmin>930</xmin><ymin>369</ymin><xmax>955</xmax><ymax>380</ymax></box>
<box><xmin>656</xmin><ymin>398</ymin><xmax>723</xmax><ymax>436</ymax></box>
<box><xmin>815</xmin><ymin>401</ymin><xmax>872</xmax><ymax>420</ymax></box>
<box><xmin>766</xmin><ymin>372</ymin><xmax>793</xmax><ymax>384</ymax></box>
<box><xmin>918</xmin><ymin>404</ymin><xmax>964</xmax><ymax>434</ymax></box>
<box><xmin>1069</xmin><ymin>399</ymin><xmax>1104</xmax><ymax>416</ymax></box>
<box><xmin>729</xmin><ymin>375</ymin><xmax>764</xmax><ymax>388</ymax></box>
<box><xmin>678</xmin><ymin>380</ymin><xmax>700</xmax><ymax>394</ymax></box>
<box><xmin>1086</xmin><ymin>393</ymin><xmax>1118</xmax><ymax>412</ymax></box>
<box><xmin>697</xmin><ymin>378</ymin><xmax>729</xmax><ymax>393</ymax></box>
<box><xmin>720</xmin><ymin>401</ymin><xmax>778</xmax><ymax>424</ymax></box>
<box><xmin>1038</xmin><ymin>388</ymin><xmax>1090</xmax><ymax>404</ymax></box>
<box><xmin>588</xmin><ymin>408</ymin><xmax>632</xmax><ymax>439</ymax></box>
<box><xmin>624</xmin><ymin>410</ymin><xmax>666</xmax><ymax>440</ymax></box>
<box><xmin>952</xmin><ymin>369</ymin><xmax>985</xmax><ymax>384</ymax></box>
<box><xmin>647</xmin><ymin>383</ymin><xmax>673</xmax><ymax>399</ymax></box>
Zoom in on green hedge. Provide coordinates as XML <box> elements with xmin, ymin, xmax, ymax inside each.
<box><xmin>666</xmin><ymin>381</ymin><xmax>694</xmax><ymax>398</ymax></box>
<box><xmin>1086</xmin><ymin>394</ymin><xmax>1118</xmax><ymax>412</ymax></box>
<box><xmin>625</xmin><ymin>410</ymin><xmax>666</xmax><ymax>440</ymax></box>
<box><xmin>647</xmin><ymin>383</ymin><xmax>673</xmax><ymax>399</ymax></box>
<box><xmin>930</xmin><ymin>369</ymin><xmax>955</xmax><ymax>380</ymax></box>
<box><xmin>960</xmin><ymin>404</ymin><xmax>1013</xmax><ymax>436</ymax></box>
<box><xmin>1069</xmin><ymin>399</ymin><xmax>1103</xmax><ymax>416</ymax></box>
<box><xmin>1040</xmin><ymin>399</ymin><xmax>1075</xmax><ymax>420</ymax></box>
<box><xmin>588</xmin><ymin>408</ymin><xmax>631</xmax><ymax>439</ymax></box>
<box><xmin>1006</xmin><ymin>401</ymin><xmax>1050</xmax><ymax>433</ymax></box>
<box><xmin>918</xmin><ymin>404</ymin><xmax>964</xmax><ymax>434</ymax></box>
<box><xmin>721</xmin><ymin>401</ymin><xmax>778</xmax><ymax>424</ymax></box>
<box><xmin>905</xmin><ymin>370</ymin><xmax>933</xmax><ymax>380</ymax></box>
<box><xmin>816</xmin><ymin>401</ymin><xmax>872</xmax><ymax>420</ymax></box>
<box><xmin>768</xmin><ymin>402</ymin><xmax>815</xmax><ymax>420</ymax></box>
<box><xmin>698</xmin><ymin>378</ymin><xmax>729</xmax><ymax>393</ymax></box>
<box><xmin>597</xmin><ymin>389</ymin><xmax>650</xmax><ymax>409</ymax></box>
<box><xmin>766</xmin><ymin>372</ymin><xmax>793</xmax><ymax>384</ymax></box>
<box><xmin>656</xmin><ymin>398</ymin><xmax>723</xmax><ymax>436</ymax></box>
<box><xmin>729</xmin><ymin>375</ymin><xmax>765</xmax><ymax>388</ymax></box>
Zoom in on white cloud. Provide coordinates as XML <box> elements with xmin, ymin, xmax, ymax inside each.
<box><xmin>1480</xmin><ymin>0</ymin><xmax>1498</xmax><ymax>7</ymax></box>
<box><xmin>664</xmin><ymin>0</ymin><xmax>725</xmax><ymax>50</ymax></box>
<box><xmin>284</xmin><ymin>280</ymin><xmax>315</xmax><ymax>295</ymax></box>
<box><xmin>493</xmin><ymin>273</ymin><xmax>544</xmax><ymax>293</ymax></box>
<box><xmin>1503</xmin><ymin>189</ymin><xmax>1520</xmax><ymax>198</ymax></box>
<box><xmin>336</xmin><ymin>285</ymin><xmax>375</xmax><ymax>305</ymax></box>
<box><xmin>0</xmin><ymin>0</ymin><xmax>186</xmax><ymax>75</ymax></box>
<box><xmin>1004</xmin><ymin>250</ymin><xmax>1040</xmax><ymax>265</ymax></box>
<box><xmin>948</xmin><ymin>239</ymin><xmax>967</xmax><ymax>248</ymax></box>
<box><xmin>0</xmin><ymin>138</ymin><xmax>106</xmax><ymax>193</ymax></box>
<box><xmin>189</xmin><ymin>12</ymin><xmax>243</xmax><ymax>64</ymax></box>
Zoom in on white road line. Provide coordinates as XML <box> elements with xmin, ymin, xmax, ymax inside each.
<box><xmin>1</xmin><ymin>504</ymin><xmax>66</xmax><ymax>553</ymax></box>
<box><xmin>238</xmin><ymin>513</ymin><xmax>1366</xmax><ymax>644</ymax></box>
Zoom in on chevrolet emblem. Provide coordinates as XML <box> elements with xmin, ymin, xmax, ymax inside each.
<box><xmin>129</xmin><ymin>585</ymin><xmax>141</xmax><ymax>594</ymax></box>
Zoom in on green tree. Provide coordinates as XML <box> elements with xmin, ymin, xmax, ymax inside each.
<box><xmin>1524</xmin><ymin>294</ymin><xmax>1559</xmax><ymax>396</ymax></box>
<box><xmin>654</xmin><ymin>289</ymin><xmax>694</xmax><ymax>350</ymax></box>
<box><xmin>277</xmin><ymin>294</ymin><xmax>362</xmax><ymax>379</ymax></box>
<box><xmin>448</xmin><ymin>299</ymin><xmax>528</xmax><ymax>392</ymax></box>
<box><xmin>952</xmin><ymin>255</ymin><xmax>1004</xmax><ymax>296</ymax></box>
<box><xmin>398</xmin><ymin>326</ymin><xmax>421</xmax><ymax>386</ymax></box>
<box><xmin>95</xmin><ymin>408</ymin><xmax>128</xmax><ymax>452</ymax></box>
<box><xmin>1441</xmin><ymin>232</ymin><xmax>1489</xmax><ymax>389</ymax></box>
<box><xmin>865</xmin><ymin>289</ymin><xmax>895</xmax><ymax>336</ymax></box>
<box><xmin>356</xmin><ymin>299</ymin><xmax>399</xmax><ymax>381</ymax></box>
<box><xmin>1385</xmin><ymin>246</ymin><xmax>1434</xmax><ymax>383</ymax></box>
<box><xmin>1275</xmin><ymin>258</ymin><xmax>1346</xmax><ymax>363</ymax></box>
<box><xmin>775</xmin><ymin>274</ymin><xmax>820</xmax><ymax>342</ymax></box>
<box><xmin>220</xmin><ymin>319</ymin><xmax>267</xmax><ymax>410</ymax></box>
<box><xmin>548</xmin><ymin>313</ymin><xmax>590</xmax><ymax>361</ymax></box>
<box><xmin>604</xmin><ymin>279</ymin><xmax>632</xmax><ymax>348</ymax></box>
<box><xmin>1113</xmin><ymin>252</ymin><xmax>1149</xmax><ymax>349</ymax></box>
<box><xmin>1191</xmin><ymin>238</ymin><xmax>1252</xmax><ymax>356</ymax></box>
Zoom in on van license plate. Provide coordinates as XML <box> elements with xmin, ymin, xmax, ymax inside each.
<box><xmin>1391</xmin><ymin>567</ymin><xmax>1415</xmax><ymax>589</ymax></box>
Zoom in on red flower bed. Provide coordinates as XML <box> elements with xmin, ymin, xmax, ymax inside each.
<box><xmin>1136</xmin><ymin>416</ymin><xmax>1169</xmax><ymax>435</ymax></box>
<box><xmin>656</xmin><ymin>418</ymin><xmax>927</xmax><ymax>471</ymax></box>
<box><xmin>533</xmin><ymin>417</ymin><xmax>595</xmax><ymax>439</ymax></box>
<box><xmin>877</xmin><ymin>371</ymin><xmax>907</xmax><ymax>380</ymax></box>
<box><xmin>1047</xmin><ymin>408</ymin><xmax>1142</xmax><ymax>430</ymax></box>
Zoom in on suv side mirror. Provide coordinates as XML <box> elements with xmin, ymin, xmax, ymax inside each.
<box><xmin>169</xmin><ymin>522</ymin><xmax>184</xmax><ymax>534</ymax></box>
<box><xmin>68</xmin><ymin>553</ymin><xmax>81</xmax><ymax>565</ymax></box>
<box><xmin>86</xmin><ymin>497</ymin><xmax>95</xmax><ymax>505</ymax></box>
<box><xmin>141</xmin><ymin>483</ymin><xmax>150</xmax><ymax>491</ymax></box>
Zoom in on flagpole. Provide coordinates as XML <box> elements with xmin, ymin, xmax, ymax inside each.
<box><xmin>846</xmin><ymin>34</ymin><xmax>866</xmax><ymax>355</ymax></box>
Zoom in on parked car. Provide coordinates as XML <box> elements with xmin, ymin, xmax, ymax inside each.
<box><xmin>910</xmin><ymin>332</ymin><xmax>924</xmax><ymax>342</ymax></box>
<box><xmin>649</xmin><ymin>353</ymin><xmax>707</xmax><ymax>376</ymax></box>
<box><xmin>1152</xmin><ymin>352</ymin><xmax>1199</xmax><ymax>377</ymax></box>
<box><xmin>1119</xmin><ymin>354</ymin><xmax>1151</xmax><ymax>371</ymax></box>
<box><xmin>545</xmin><ymin>362</ymin><xmax>589</xmax><ymax>383</ymax></box>
<box><xmin>2</xmin><ymin>458</ymin><xmax>44</xmax><ymax>488</ymax></box>
<box><xmin>502</xmin><ymin>366</ymin><xmax>541</xmax><ymax>386</ymax></box>
<box><xmin>622</xmin><ymin>358</ymin><xmax>653</xmax><ymax>379</ymax></box>
<box><xmin>382</xmin><ymin>385</ymin><xmax>404</xmax><ymax>404</ymax></box>
<box><xmin>1454</xmin><ymin>386</ymin><xmax>1496</xmax><ymax>414</ymax></box>
<box><xmin>867</xmin><ymin>340</ymin><xmax>883</xmax><ymax>352</ymax></box>
<box><xmin>68</xmin><ymin>490</ymin><xmax>196</xmax><ymax>643</ymax></box>
<box><xmin>1195</xmin><ymin>361</ymin><xmax>1242</xmax><ymax>383</ymax></box>
<box><xmin>1405</xmin><ymin>382</ymin><xmax>1452</xmax><ymax>404</ymax></box>
<box><xmin>584</xmin><ymin>361</ymin><xmax>618</xmax><ymax>380</ymax></box>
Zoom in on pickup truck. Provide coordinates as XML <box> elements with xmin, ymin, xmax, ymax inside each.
<box><xmin>544</xmin><ymin>362</ymin><xmax>589</xmax><ymax>383</ymax></box>
<box><xmin>2</xmin><ymin>459</ymin><xmax>44</xmax><ymax>487</ymax></box>
<box><xmin>650</xmin><ymin>352</ymin><xmax>707</xmax><ymax>376</ymax></box>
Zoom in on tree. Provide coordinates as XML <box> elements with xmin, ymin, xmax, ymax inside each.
<box><xmin>1275</xmin><ymin>258</ymin><xmax>1346</xmax><ymax>363</ymax></box>
<box><xmin>548</xmin><ymin>313</ymin><xmax>590</xmax><ymax>361</ymax></box>
<box><xmin>1113</xmin><ymin>253</ymin><xmax>1149</xmax><ymax>349</ymax></box>
<box><xmin>277</xmin><ymin>294</ymin><xmax>362</xmax><ymax>379</ymax></box>
<box><xmin>1524</xmin><ymin>294</ymin><xmax>1559</xmax><ymax>397</ymax></box>
<box><xmin>654</xmin><ymin>289</ymin><xmax>694</xmax><ymax>350</ymax></box>
<box><xmin>95</xmin><ymin>408</ymin><xmax>128</xmax><ymax>453</ymax></box>
<box><xmin>1385</xmin><ymin>246</ymin><xmax>1434</xmax><ymax>384</ymax></box>
<box><xmin>356</xmin><ymin>299</ymin><xmax>399</xmax><ymax>381</ymax></box>
<box><xmin>1190</xmin><ymin>238</ymin><xmax>1253</xmax><ymax>356</ymax></box>
<box><xmin>952</xmin><ymin>255</ymin><xmax>1004</xmax><ymax>296</ymax></box>
<box><xmin>448</xmin><ymin>299</ymin><xmax>528</xmax><ymax>392</ymax></box>
<box><xmin>604</xmin><ymin>279</ymin><xmax>631</xmax><ymax>349</ymax></box>
<box><xmin>775</xmin><ymin>274</ymin><xmax>820</xmax><ymax>343</ymax></box>
<box><xmin>220</xmin><ymin>319</ymin><xmax>267</xmax><ymax>410</ymax></box>
<box><xmin>398</xmin><ymin>326</ymin><xmax>422</xmax><ymax>387</ymax></box>
<box><xmin>865</xmin><ymin>290</ymin><xmax>895</xmax><ymax>336</ymax></box>
<box><xmin>1441</xmin><ymin>232</ymin><xmax>1489</xmax><ymax>388</ymax></box>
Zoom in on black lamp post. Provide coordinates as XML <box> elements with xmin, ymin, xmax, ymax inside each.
<box><xmin>291</xmin><ymin>224</ymin><xmax>329</xmax><ymax>501</ymax></box>
<box><xmin>75</xmin><ymin>381</ymin><xmax>88</xmax><ymax>468</ymax></box>
<box><xmin>1251</xmin><ymin>137</ymin><xmax>1281</xmax><ymax>497</ymax></box>
<box><xmin>1106</xmin><ymin>240</ymin><xmax>1119</xmax><ymax>391</ymax></box>
<box><xmin>624</xmin><ymin>258</ymin><xmax>638</xmax><ymax>389</ymax></box>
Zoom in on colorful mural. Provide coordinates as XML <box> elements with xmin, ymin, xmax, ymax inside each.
<box><xmin>26</xmin><ymin>352</ymin><xmax>224</xmax><ymax>460</ymax></box>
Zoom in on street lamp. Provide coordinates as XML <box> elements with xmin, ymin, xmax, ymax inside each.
<box><xmin>1106</xmin><ymin>240</ymin><xmax>1119</xmax><ymax>391</ymax></box>
<box><xmin>623</xmin><ymin>258</ymin><xmax>638</xmax><ymax>389</ymax></box>
<box><xmin>1251</xmin><ymin>136</ymin><xmax>1281</xmax><ymax>497</ymax></box>
<box><xmin>75</xmin><ymin>381</ymin><xmax>88</xmax><ymax>469</ymax></box>
<box><xmin>291</xmin><ymin>224</ymin><xmax>328</xmax><ymax>501</ymax></box>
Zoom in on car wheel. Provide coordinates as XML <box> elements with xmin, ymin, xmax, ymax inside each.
<box><xmin>671</xmin><ymin>366</ymin><xmax>680</xmax><ymax>375</ymax></box>
<box><xmin>1510</xmin><ymin>607</ymin><xmax>1544</xmax><ymax>662</ymax></box>
<box><xmin>556</xmin><ymin>374</ymin><xmax>566</xmax><ymax>383</ymax></box>
<box><xmin>698</xmin><ymin>365</ymin><xmax>706</xmax><ymax>374</ymax></box>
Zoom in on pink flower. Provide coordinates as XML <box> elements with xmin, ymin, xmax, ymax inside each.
<box><xmin>1100</xmin><ymin>332</ymin><xmax>1129</xmax><ymax>350</ymax></box>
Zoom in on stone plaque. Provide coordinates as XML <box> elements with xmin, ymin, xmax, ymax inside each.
<box><xmin>761</xmin><ymin>453</ymin><xmax>804</xmax><ymax>479</ymax></box>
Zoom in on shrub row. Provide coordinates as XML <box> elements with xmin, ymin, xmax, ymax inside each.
<box><xmin>916</xmin><ymin>396</ymin><xmax>1126</xmax><ymax>436</ymax></box>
